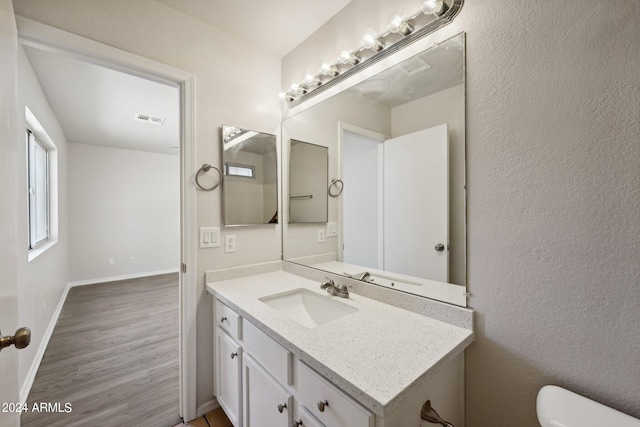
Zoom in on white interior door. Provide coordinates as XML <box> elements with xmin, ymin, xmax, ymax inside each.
<box><xmin>384</xmin><ymin>124</ymin><xmax>449</xmax><ymax>282</ymax></box>
<box><xmin>342</xmin><ymin>131</ymin><xmax>384</xmax><ymax>269</ymax></box>
<box><xmin>0</xmin><ymin>2</ymin><xmax>21</xmax><ymax>425</ymax></box>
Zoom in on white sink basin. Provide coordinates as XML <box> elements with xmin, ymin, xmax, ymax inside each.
<box><xmin>259</xmin><ymin>288</ymin><xmax>358</xmax><ymax>328</ymax></box>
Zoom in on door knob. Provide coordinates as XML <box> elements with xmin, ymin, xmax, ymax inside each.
<box><xmin>434</xmin><ymin>243</ymin><xmax>445</xmax><ymax>252</ymax></box>
<box><xmin>0</xmin><ymin>327</ymin><xmax>31</xmax><ymax>352</ymax></box>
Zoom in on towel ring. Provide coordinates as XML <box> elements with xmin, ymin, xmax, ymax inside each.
<box><xmin>195</xmin><ymin>163</ymin><xmax>222</xmax><ymax>191</ymax></box>
<box><xmin>328</xmin><ymin>179</ymin><xmax>344</xmax><ymax>197</ymax></box>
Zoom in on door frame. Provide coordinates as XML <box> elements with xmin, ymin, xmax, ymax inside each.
<box><xmin>16</xmin><ymin>17</ymin><xmax>198</xmax><ymax>422</ymax></box>
<box><xmin>337</xmin><ymin>122</ymin><xmax>386</xmax><ymax>266</ymax></box>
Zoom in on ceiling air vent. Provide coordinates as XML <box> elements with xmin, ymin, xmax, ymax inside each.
<box><xmin>134</xmin><ymin>113</ymin><xmax>165</xmax><ymax>126</ymax></box>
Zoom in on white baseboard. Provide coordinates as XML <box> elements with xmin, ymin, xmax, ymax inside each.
<box><xmin>20</xmin><ymin>282</ymin><xmax>71</xmax><ymax>404</ymax></box>
<box><xmin>195</xmin><ymin>399</ymin><xmax>220</xmax><ymax>420</ymax></box>
<box><xmin>68</xmin><ymin>268</ymin><xmax>179</xmax><ymax>287</ymax></box>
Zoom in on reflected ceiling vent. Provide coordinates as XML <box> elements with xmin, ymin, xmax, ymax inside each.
<box><xmin>134</xmin><ymin>113</ymin><xmax>165</xmax><ymax>126</ymax></box>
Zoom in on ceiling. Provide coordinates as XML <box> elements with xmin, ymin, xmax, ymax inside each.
<box><xmin>23</xmin><ymin>1</ymin><xmax>352</xmax><ymax>156</ymax></box>
<box><xmin>154</xmin><ymin>0</ymin><xmax>352</xmax><ymax>57</ymax></box>
<box><xmin>24</xmin><ymin>45</ymin><xmax>180</xmax><ymax>155</ymax></box>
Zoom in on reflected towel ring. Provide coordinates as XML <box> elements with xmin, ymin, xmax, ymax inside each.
<box><xmin>195</xmin><ymin>163</ymin><xmax>222</xmax><ymax>191</ymax></box>
<box><xmin>328</xmin><ymin>179</ymin><xmax>344</xmax><ymax>197</ymax></box>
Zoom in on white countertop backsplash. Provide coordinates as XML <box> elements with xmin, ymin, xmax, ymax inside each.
<box><xmin>206</xmin><ymin>264</ymin><xmax>473</xmax><ymax>417</ymax></box>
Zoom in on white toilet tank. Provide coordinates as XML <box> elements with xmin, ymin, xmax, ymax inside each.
<box><xmin>537</xmin><ymin>385</ymin><xmax>640</xmax><ymax>427</ymax></box>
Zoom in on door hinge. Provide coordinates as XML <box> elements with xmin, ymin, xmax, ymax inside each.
<box><xmin>181</xmin><ymin>263</ymin><xmax>187</xmax><ymax>273</ymax></box>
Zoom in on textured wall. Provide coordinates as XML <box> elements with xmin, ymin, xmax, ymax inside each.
<box><xmin>283</xmin><ymin>0</ymin><xmax>640</xmax><ymax>425</ymax></box>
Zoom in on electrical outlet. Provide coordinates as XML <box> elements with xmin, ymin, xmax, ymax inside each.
<box><xmin>318</xmin><ymin>229</ymin><xmax>326</xmax><ymax>243</ymax></box>
<box><xmin>108</xmin><ymin>257</ymin><xmax>115</xmax><ymax>266</ymax></box>
<box><xmin>225</xmin><ymin>235</ymin><xmax>236</xmax><ymax>253</ymax></box>
<box><xmin>42</xmin><ymin>299</ymin><xmax>47</xmax><ymax>313</ymax></box>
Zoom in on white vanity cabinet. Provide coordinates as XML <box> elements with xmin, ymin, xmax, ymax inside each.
<box><xmin>242</xmin><ymin>354</ymin><xmax>292</xmax><ymax>426</ymax></box>
<box><xmin>297</xmin><ymin>362</ymin><xmax>374</xmax><ymax>427</ymax></box>
<box><xmin>295</xmin><ymin>405</ymin><xmax>326</xmax><ymax>427</ymax></box>
<box><xmin>215</xmin><ymin>328</ymin><xmax>242</xmax><ymax>426</ymax></box>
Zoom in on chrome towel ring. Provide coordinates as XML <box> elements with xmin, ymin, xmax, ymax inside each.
<box><xmin>328</xmin><ymin>178</ymin><xmax>344</xmax><ymax>197</ymax></box>
<box><xmin>195</xmin><ymin>163</ymin><xmax>222</xmax><ymax>191</ymax></box>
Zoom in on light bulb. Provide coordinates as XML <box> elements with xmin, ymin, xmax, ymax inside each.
<box><xmin>320</xmin><ymin>62</ymin><xmax>339</xmax><ymax>77</ymax></box>
<box><xmin>421</xmin><ymin>0</ymin><xmax>446</xmax><ymax>16</ymax></box>
<box><xmin>304</xmin><ymin>73</ymin><xmax>321</xmax><ymax>87</ymax></box>
<box><xmin>339</xmin><ymin>50</ymin><xmax>359</xmax><ymax>65</ymax></box>
<box><xmin>362</xmin><ymin>29</ymin><xmax>383</xmax><ymax>51</ymax></box>
<box><xmin>277</xmin><ymin>90</ymin><xmax>287</xmax><ymax>99</ymax></box>
<box><xmin>388</xmin><ymin>15</ymin><xmax>413</xmax><ymax>36</ymax></box>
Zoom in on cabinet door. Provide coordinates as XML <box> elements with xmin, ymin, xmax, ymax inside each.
<box><xmin>216</xmin><ymin>328</ymin><xmax>242</xmax><ymax>427</ymax></box>
<box><xmin>243</xmin><ymin>354</ymin><xmax>292</xmax><ymax>427</ymax></box>
<box><xmin>295</xmin><ymin>405</ymin><xmax>326</xmax><ymax>427</ymax></box>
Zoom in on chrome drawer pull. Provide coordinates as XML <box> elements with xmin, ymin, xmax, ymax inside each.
<box><xmin>277</xmin><ymin>403</ymin><xmax>287</xmax><ymax>413</ymax></box>
<box><xmin>293</xmin><ymin>421</ymin><xmax>303</xmax><ymax>426</ymax></box>
<box><xmin>220</xmin><ymin>316</ymin><xmax>227</xmax><ymax>323</ymax></box>
<box><xmin>317</xmin><ymin>400</ymin><xmax>329</xmax><ymax>412</ymax></box>
<box><xmin>231</xmin><ymin>352</ymin><xmax>238</xmax><ymax>359</ymax></box>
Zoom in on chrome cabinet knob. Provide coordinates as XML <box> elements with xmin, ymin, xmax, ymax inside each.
<box><xmin>277</xmin><ymin>403</ymin><xmax>287</xmax><ymax>413</ymax></box>
<box><xmin>317</xmin><ymin>400</ymin><xmax>329</xmax><ymax>412</ymax></box>
<box><xmin>435</xmin><ymin>243</ymin><xmax>445</xmax><ymax>252</ymax></box>
<box><xmin>293</xmin><ymin>421</ymin><xmax>303</xmax><ymax>426</ymax></box>
<box><xmin>230</xmin><ymin>352</ymin><xmax>238</xmax><ymax>359</ymax></box>
<box><xmin>220</xmin><ymin>316</ymin><xmax>227</xmax><ymax>323</ymax></box>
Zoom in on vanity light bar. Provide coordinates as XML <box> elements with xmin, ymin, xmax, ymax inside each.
<box><xmin>280</xmin><ymin>0</ymin><xmax>464</xmax><ymax>107</ymax></box>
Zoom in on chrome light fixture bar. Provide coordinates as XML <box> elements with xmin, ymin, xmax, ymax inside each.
<box><xmin>282</xmin><ymin>0</ymin><xmax>464</xmax><ymax>107</ymax></box>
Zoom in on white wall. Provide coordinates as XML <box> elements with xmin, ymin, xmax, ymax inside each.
<box><xmin>13</xmin><ymin>0</ymin><xmax>282</xmax><ymax>409</ymax></box>
<box><xmin>16</xmin><ymin>44</ymin><xmax>69</xmax><ymax>398</ymax></box>
<box><xmin>283</xmin><ymin>0</ymin><xmax>640</xmax><ymax>425</ymax></box>
<box><xmin>392</xmin><ymin>84</ymin><xmax>466</xmax><ymax>286</ymax></box>
<box><xmin>68</xmin><ymin>143</ymin><xmax>179</xmax><ymax>282</ymax></box>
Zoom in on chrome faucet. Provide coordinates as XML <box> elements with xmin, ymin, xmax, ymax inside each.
<box><xmin>320</xmin><ymin>278</ymin><xmax>349</xmax><ymax>298</ymax></box>
<box><xmin>344</xmin><ymin>271</ymin><xmax>371</xmax><ymax>282</ymax></box>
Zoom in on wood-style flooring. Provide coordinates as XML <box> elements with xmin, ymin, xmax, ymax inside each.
<box><xmin>21</xmin><ymin>273</ymin><xmax>180</xmax><ymax>427</ymax></box>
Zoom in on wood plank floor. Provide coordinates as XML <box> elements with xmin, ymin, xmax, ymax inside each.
<box><xmin>22</xmin><ymin>273</ymin><xmax>180</xmax><ymax>427</ymax></box>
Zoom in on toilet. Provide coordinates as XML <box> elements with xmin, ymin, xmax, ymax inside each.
<box><xmin>537</xmin><ymin>385</ymin><xmax>640</xmax><ymax>426</ymax></box>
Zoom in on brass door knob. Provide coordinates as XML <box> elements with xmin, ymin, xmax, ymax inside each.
<box><xmin>0</xmin><ymin>327</ymin><xmax>31</xmax><ymax>352</ymax></box>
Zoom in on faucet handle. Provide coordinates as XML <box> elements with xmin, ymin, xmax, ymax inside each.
<box><xmin>324</xmin><ymin>277</ymin><xmax>335</xmax><ymax>285</ymax></box>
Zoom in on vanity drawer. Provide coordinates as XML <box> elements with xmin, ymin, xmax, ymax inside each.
<box><xmin>297</xmin><ymin>361</ymin><xmax>373</xmax><ymax>427</ymax></box>
<box><xmin>242</xmin><ymin>319</ymin><xmax>292</xmax><ymax>385</ymax></box>
<box><xmin>216</xmin><ymin>299</ymin><xmax>241</xmax><ymax>340</ymax></box>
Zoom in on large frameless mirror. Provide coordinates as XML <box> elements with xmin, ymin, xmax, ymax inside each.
<box><xmin>282</xmin><ymin>33</ymin><xmax>467</xmax><ymax>306</ymax></box>
<box><xmin>222</xmin><ymin>125</ymin><xmax>278</xmax><ymax>226</ymax></box>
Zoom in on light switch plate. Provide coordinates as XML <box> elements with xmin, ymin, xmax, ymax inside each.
<box><xmin>327</xmin><ymin>222</ymin><xmax>338</xmax><ymax>237</ymax></box>
<box><xmin>200</xmin><ymin>227</ymin><xmax>220</xmax><ymax>248</ymax></box>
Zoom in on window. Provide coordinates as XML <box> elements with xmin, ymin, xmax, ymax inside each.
<box><xmin>225</xmin><ymin>163</ymin><xmax>255</xmax><ymax>179</ymax></box>
<box><xmin>27</xmin><ymin>130</ymin><xmax>50</xmax><ymax>249</ymax></box>
<box><xmin>26</xmin><ymin>107</ymin><xmax>58</xmax><ymax>261</ymax></box>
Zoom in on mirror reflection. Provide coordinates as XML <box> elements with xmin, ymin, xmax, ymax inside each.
<box><xmin>282</xmin><ymin>33</ymin><xmax>466</xmax><ymax>306</ymax></box>
<box><xmin>222</xmin><ymin>125</ymin><xmax>278</xmax><ymax>226</ymax></box>
<box><xmin>288</xmin><ymin>139</ymin><xmax>328</xmax><ymax>223</ymax></box>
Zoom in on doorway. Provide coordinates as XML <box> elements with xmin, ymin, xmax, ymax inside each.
<box><xmin>15</xmin><ymin>17</ymin><xmax>197</xmax><ymax>423</ymax></box>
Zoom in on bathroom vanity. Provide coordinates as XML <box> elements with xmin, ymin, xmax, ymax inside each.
<box><xmin>206</xmin><ymin>266</ymin><xmax>473</xmax><ymax>427</ymax></box>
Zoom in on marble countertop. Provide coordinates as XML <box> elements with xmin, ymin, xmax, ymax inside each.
<box><xmin>206</xmin><ymin>270</ymin><xmax>473</xmax><ymax>417</ymax></box>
